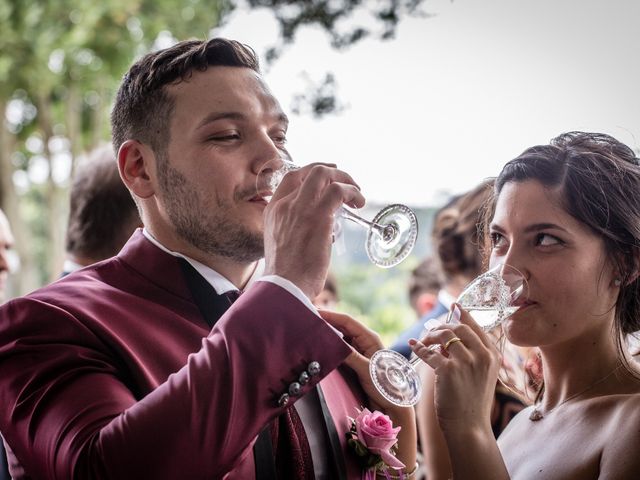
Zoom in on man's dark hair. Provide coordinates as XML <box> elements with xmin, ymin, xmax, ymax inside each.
<box><xmin>65</xmin><ymin>145</ymin><xmax>141</xmax><ymax>261</ymax></box>
<box><xmin>111</xmin><ymin>38</ymin><xmax>260</xmax><ymax>158</ymax></box>
<box><xmin>408</xmin><ymin>257</ymin><xmax>442</xmax><ymax>307</ymax></box>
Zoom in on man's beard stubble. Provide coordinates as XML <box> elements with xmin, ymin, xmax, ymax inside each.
<box><xmin>158</xmin><ymin>161</ymin><xmax>264</xmax><ymax>263</ymax></box>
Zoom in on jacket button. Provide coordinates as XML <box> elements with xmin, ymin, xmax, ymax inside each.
<box><xmin>289</xmin><ymin>382</ymin><xmax>302</xmax><ymax>396</ymax></box>
<box><xmin>307</xmin><ymin>361</ymin><xmax>321</xmax><ymax>376</ymax></box>
<box><xmin>277</xmin><ymin>393</ymin><xmax>290</xmax><ymax>407</ymax></box>
<box><xmin>298</xmin><ymin>371</ymin><xmax>310</xmax><ymax>385</ymax></box>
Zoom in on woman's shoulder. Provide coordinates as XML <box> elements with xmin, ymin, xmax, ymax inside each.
<box><xmin>598</xmin><ymin>389</ymin><xmax>640</xmax><ymax>419</ymax></box>
<box><xmin>597</xmin><ymin>391</ymin><xmax>640</xmax><ymax>476</ymax></box>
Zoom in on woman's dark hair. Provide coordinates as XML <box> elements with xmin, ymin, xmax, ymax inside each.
<box><xmin>492</xmin><ymin>131</ymin><xmax>640</xmax><ymax>365</ymax></box>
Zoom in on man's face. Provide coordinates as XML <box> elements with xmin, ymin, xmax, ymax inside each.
<box><xmin>0</xmin><ymin>211</ymin><xmax>15</xmax><ymax>300</ymax></box>
<box><xmin>155</xmin><ymin>67</ymin><xmax>289</xmax><ymax>263</ymax></box>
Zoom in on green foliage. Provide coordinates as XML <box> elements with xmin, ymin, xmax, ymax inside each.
<box><xmin>332</xmin><ymin>258</ymin><xmax>420</xmax><ymax>346</ymax></box>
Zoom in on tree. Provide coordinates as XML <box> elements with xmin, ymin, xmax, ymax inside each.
<box><xmin>1</xmin><ymin>0</ymin><xmax>429</xmax><ymax>295</ymax></box>
<box><xmin>248</xmin><ymin>0</ymin><xmax>431</xmax><ymax>117</ymax></box>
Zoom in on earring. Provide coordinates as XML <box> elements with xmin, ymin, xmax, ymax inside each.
<box><xmin>614</xmin><ymin>278</ymin><xmax>622</xmax><ymax>287</ymax></box>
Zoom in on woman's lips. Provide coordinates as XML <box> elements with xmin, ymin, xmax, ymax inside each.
<box><xmin>513</xmin><ymin>299</ymin><xmax>536</xmax><ymax>312</ymax></box>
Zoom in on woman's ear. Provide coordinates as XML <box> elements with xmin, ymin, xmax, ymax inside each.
<box><xmin>118</xmin><ymin>140</ymin><xmax>156</xmax><ymax>199</ymax></box>
<box><xmin>614</xmin><ymin>248</ymin><xmax>640</xmax><ymax>286</ymax></box>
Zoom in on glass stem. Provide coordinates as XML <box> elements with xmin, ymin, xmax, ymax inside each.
<box><xmin>339</xmin><ymin>207</ymin><xmax>396</xmax><ymax>241</ymax></box>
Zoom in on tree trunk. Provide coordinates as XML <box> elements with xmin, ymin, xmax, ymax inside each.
<box><xmin>66</xmin><ymin>83</ymin><xmax>82</xmax><ymax>178</ymax></box>
<box><xmin>0</xmin><ymin>100</ymin><xmax>40</xmax><ymax>297</ymax></box>
<box><xmin>36</xmin><ymin>93</ymin><xmax>67</xmax><ymax>282</ymax></box>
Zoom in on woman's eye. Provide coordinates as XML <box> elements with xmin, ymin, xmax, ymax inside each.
<box><xmin>490</xmin><ymin>232</ymin><xmax>506</xmax><ymax>248</ymax></box>
<box><xmin>535</xmin><ymin>233</ymin><xmax>561</xmax><ymax>246</ymax></box>
<box><xmin>272</xmin><ymin>134</ymin><xmax>287</xmax><ymax>145</ymax></box>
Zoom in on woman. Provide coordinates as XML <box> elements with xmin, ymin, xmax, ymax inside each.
<box><xmin>416</xmin><ymin>179</ymin><xmax>530</xmax><ymax>479</ymax></box>
<box><xmin>411</xmin><ymin>131</ymin><xmax>640</xmax><ymax>478</ymax></box>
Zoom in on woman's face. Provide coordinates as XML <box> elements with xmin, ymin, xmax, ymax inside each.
<box><xmin>489</xmin><ymin>179</ymin><xmax>619</xmax><ymax>348</ymax></box>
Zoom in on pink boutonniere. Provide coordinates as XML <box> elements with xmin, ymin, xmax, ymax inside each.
<box><xmin>347</xmin><ymin>407</ymin><xmax>405</xmax><ymax>480</ymax></box>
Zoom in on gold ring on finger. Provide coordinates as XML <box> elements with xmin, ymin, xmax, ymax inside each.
<box><xmin>443</xmin><ymin>337</ymin><xmax>464</xmax><ymax>351</ymax></box>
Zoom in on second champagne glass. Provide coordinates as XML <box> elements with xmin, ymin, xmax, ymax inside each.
<box><xmin>368</xmin><ymin>263</ymin><xmax>529</xmax><ymax>407</ymax></box>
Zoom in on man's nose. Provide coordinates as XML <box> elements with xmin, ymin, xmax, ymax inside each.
<box><xmin>250</xmin><ymin>134</ymin><xmax>286</xmax><ymax>175</ymax></box>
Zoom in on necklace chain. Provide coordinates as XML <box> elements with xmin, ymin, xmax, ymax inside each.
<box><xmin>529</xmin><ymin>364</ymin><xmax>622</xmax><ymax>421</ymax></box>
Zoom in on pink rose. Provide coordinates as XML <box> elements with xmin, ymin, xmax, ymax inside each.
<box><xmin>355</xmin><ymin>408</ymin><xmax>405</xmax><ymax>469</ymax></box>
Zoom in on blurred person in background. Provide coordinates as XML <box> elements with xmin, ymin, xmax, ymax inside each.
<box><xmin>62</xmin><ymin>144</ymin><xmax>141</xmax><ymax>276</ymax></box>
<box><xmin>414</xmin><ymin>178</ymin><xmax>528</xmax><ymax>480</ymax></box>
<box><xmin>408</xmin><ymin>257</ymin><xmax>443</xmax><ymax>319</ymax></box>
<box><xmin>313</xmin><ymin>271</ymin><xmax>339</xmax><ymax>310</ymax></box>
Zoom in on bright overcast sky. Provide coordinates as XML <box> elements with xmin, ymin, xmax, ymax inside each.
<box><xmin>216</xmin><ymin>0</ymin><xmax>640</xmax><ymax>207</ymax></box>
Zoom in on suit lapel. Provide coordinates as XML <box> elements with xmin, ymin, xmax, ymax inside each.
<box><xmin>317</xmin><ymin>384</ymin><xmax>349</xmax><ymax>480</ymax></box>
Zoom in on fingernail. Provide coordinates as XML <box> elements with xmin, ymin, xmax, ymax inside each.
<box><xmin>408</xmin><ymin>338</ymin><xmax>417</xmax><ymax>346</ymax></box>
<box><xmin>452</xmin><ymin>304</ymin><xmax>462</xmax><ymax>323</ymax></box>
<box><xmin>423</xmin><ymin>318</ymin><xmax>444</xmax><ymax>331</ymax></box>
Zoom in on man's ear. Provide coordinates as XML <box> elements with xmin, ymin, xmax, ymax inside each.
<box><xmin>118</xmin><ymin>140</ymin><xmax>156</xmax><ymax>199</ymax></box>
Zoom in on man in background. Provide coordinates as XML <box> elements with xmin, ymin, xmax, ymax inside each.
<box><xmin>62</xmin><ymin>144</ymin><xmax>141</xmax><ymax>275</ymax></box>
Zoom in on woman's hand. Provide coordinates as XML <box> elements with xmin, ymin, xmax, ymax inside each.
<box><xmin>410</xmin><ymin>304</ymin><xmax>501</xmax><ymax>435</ymax></box>
<box><xmin>318</xmin><ymin>309</ymin><xmax>388</xmax><ymax>410</ymax></box>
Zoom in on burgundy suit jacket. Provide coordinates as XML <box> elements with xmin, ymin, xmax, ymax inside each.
<box><xmin>0</xmin><ymin>231</ymin><xmax>366</xmax><ymax>479</ymax></box>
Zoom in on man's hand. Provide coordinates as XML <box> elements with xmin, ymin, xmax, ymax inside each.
<box><xmin>262</xmin><ymin>163</ymin><xmax>365</xmax><ymax>299</ymax></box>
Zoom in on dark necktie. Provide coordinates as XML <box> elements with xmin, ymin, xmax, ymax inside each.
<box><xmin>270</xmin><ymin>406</ymin><xmax>315</xmax><ymax>479</ymax></box>
<box><xmin>224</xmin><ymin>289</ymin><xmax>241</xmax><ymax>304</ymax></box>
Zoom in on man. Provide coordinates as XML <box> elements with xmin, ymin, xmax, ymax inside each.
<box><xmin>62</xmin><ymin>144</ymin><xmax>141</xmax><ymax>275</ymax></box>
<box><xmin>0</xmin><ymin>39</ymin><xmax>415</xmax><ymax>479</ymax></box>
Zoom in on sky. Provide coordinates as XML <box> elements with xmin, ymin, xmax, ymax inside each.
<box><xmin>215</xmin><ymin>0</ymin><xmax>640</xmax><ymax>207</ymax></box>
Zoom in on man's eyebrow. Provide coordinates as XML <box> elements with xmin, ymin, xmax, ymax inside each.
<box><xmin>196</xmin><ymin>112</ymin><xmax>245</xmax><ymax>130</ymax></box>
<box><xmin>195</xmin><ymin>111</ymin><xmax>290</xmax><ymax>130</ymax></box>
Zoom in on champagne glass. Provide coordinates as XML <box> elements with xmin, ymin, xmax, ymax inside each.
<box><xmin>257</xmin><ymin>159</ymin><xmax>418</xmax><ymax>268</ymax></box>
<box><xmin>368</xmin><ymin>263</ymin><xmax>528</xmax><ymax>407</ymax></box>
